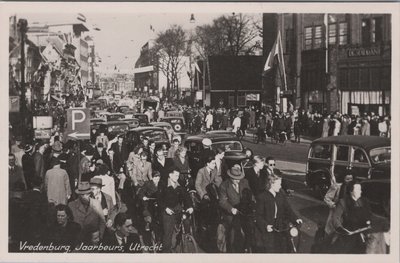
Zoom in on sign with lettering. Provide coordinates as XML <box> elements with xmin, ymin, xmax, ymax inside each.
<box><xmin>65</xmin><ymin>108</ymin><xmax>90</xmax><ymax>140</ymax></box>
<box><xmin>347</xmin><ymin>47</ymin><xmax>381</xmax><ymax>57</ymax></box>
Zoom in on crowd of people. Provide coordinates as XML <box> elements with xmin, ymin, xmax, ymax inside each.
<box><xmin>8</xmin><ymin>100</ymin><xmax>391</xmax><ymax>254</ymax></box>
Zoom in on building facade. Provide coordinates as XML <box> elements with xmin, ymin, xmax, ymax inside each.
<box><xmin>263</xmin><ymin>13</ymin><xmax>391</xmax><ymax>115</ymax></box>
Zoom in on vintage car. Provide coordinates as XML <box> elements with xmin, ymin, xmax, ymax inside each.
<box><xmin>160</xmin><ymin>116</ymin><xmax>186</xmax><ymax>137</ymax></box>
<box><xmin>165</xmin><ymin>110</ymin><xmax>184</xmax><ymax>119</ymax></box>
<box><xmin>133</xmin><ymin>113</ymin><xmax>149</xmax><ymax>126</ymax></box>
<box><xmin>98</xmin><ymin>121</ymin><xmax>130</xmax><ymax>139</ymax></box>
<box><xmin>125</xmin><ymin>126</ymin><xmax>170</xmax><ymax>153</ymax></box>
<box><xmin>123</xmin><ymin>118</ymin><xmax>140</xmax><ymax>129</ymax></box>
<box><xmin>98</xmin><ymin>112</ymin><xmax>125</xmax><ymax>122</ymax></box>
<box><xmin>90</xmin><ymin>118</ymin><xmax>106</xmax><ymax>131</ymax></box>
<box><xmin>305</xmin><ymin>135</ymin><xmax>390</xmax><ymax>217</ymax></box>
<box><xmin>184</xmin><ymin>134</ymin><xmax>247</xmax><ymax>178</ymax></box>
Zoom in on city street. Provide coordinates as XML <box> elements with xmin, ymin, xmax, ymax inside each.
<box><xmin>242</xmin><ymin>137</ymin><xmax>328</xmax><ymax>253</ymax></box>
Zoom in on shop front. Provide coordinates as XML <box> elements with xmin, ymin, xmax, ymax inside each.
<box><xmin>337</xmin><ymin>44</ymin><xmax>391</xmax><ymax>116</ymax></box>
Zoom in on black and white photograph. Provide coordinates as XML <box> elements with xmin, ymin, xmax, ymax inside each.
<box><xmin>2</xmin><ymin>1</ymin><xmax>399</xmax><ymax>262</ymax></box>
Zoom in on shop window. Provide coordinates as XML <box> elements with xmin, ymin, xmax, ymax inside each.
<box><xmin>339</xmin><ymin>68</ymin><xmax>348</xmax><ymax>90</ymax></box>
<box><xmin>305</xmin><ymin>27</ymin><xmax>313</xmax><ymax>50</ymax></box>
<box><xmin>336</xmin><ymin>146</ymin><xmax>349</xmax><ymax>161</ymax></box>
<box><xmin>362</xmin><ymin>19</ymin><xmax>371</xmax><ymax>45</ymax></box>
<box><xmin>329</xmin><ymin>24</ymin><xmax>337</xmax><ymax>45</ymax></box>
<box><xmin>314</xmin><ymin>26</ymin><xmax>322</xmax><ymax>48</ymax></box>
<box><xmin>372</xmin><ymin>17</ymin><xmax>383</xmax><ymax>43</ymax></box>
<box><xmin>339</xmin><ymin>22</ymin><xmax>348</xmax><ymax>45</ymax></box>
<box><xmin>237</xmin><ymin>92</ymin><xmax>246</xmax><ymax>106</ymax></box>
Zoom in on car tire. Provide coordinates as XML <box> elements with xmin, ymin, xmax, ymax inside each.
<box><xmin>174</xmin><ymin>124</ymin><xmax>182</xmax><ymax>132</ymax></box>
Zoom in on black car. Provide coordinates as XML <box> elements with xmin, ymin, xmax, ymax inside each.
<box><xmin>305</xmin><ymin>135</ymin><xmax>390</xmax><ymax>217</ymax></box>
<box><xmin>133</xmin><ymin>113</ymin><xmax>149</xmax><ymax>126</ymax></box>
<box><xmin>160</xmin><ymin>116</ymin><xmax>186</xmax><ymax>137</ymax></box>
<box><xmin>184</xmin><ymin>134</ymin><xmax>246</xmax><ymax>178</ymax></box>
<box><xmin>99</xmin><ymin>121</ymin><xmax>130</xmax><ymax>140</ymax></box>
<box><xmin>90</xmin><ymin>118</ymin><xmax>106</xmax><ymax>131</ymax></box>
<box><xmin>125</xmin><ymin>126</ymin><xmax>170</xmax><ymax>153</ymax></box>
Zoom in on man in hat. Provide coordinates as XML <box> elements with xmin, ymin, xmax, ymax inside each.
<box><xmin>90</xmin><ymin>177</ymin><xmax>117</xmax><ymax>228</ymax></box>
<box><xmin>44</xmin><ymin>158</ymin><xmax>71</xmax><ymax>205</ymax></box>
<box><xmin>218</xmin><ymin>164</ymin><xmax>252</xmax><ymax>252</ymax></box>
<box><xmin>199</xmin><ymin>138</ymin><xmax>214</xmax><ymax>168</ymax></box>
<box><xmin>68</xmin><ymin>182</ymin><xmax>106</xmax><ymax>239</ymax></box>
<box><xmin>22</xmin><ymin>144</ymin><xmax>35</xmax><ymax>190</ymax></box>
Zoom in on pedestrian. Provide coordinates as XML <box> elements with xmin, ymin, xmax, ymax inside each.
<box><xmin>9</xmin><ymin>153</ymin><xmax>27</xmax><ymax>190</ymax></box>
<box><xmin>102</xmin><ymin>212</ymin><xmax>141</xmax><ymax>253</ymax></box>
<box><xmin>321</xmin><ymin>116</ymin><xmax>330</xmax><ymax>137</ymax></box>
<box><xmin>96</xmin><ymin>131</ymin><xmax>109</xmax><ymax>149</ymax></box>
<box><xmin>90</xmin><ymin>177</ymin><xmax>117</xmax><ymax>229</ymax></box>
<box><xmin>22</xmin><ymin>144</ymin><xmax>35</xmax><ymax>190</ymax></box>
<box><xmin>131</xmin><ymin>151</ymin><xmax>152</xmax><ymax>189</ymax></box>
<box><xmin>361</xmin><ymin>118</ymin><xmax>371</xmax><ymax>136</ymax></box>
<box><xmin>44</xmin><ymin>158</ymin><xmax>71</xmax><ymax>205</ymax></box>
<box><xmin>241</xmin><ymin>148</ymin><xmax>254</xmax><ymax>169</ymax></box>
<box><xmin>218</xmin><ymin>164</ymin><xmax>252</xmax><ymax>253</ymax></box>
<box><xmin>167</xmin><ymin>138</ymin><xmax>180</xmax><ymax>158</ymax></box>
<box><xmin>159</xmin><ymin>170</ymin><xmax>194</xmax><ymax>253</ymax></box>
<box><xmin>293</xmin><ymin>116</ymin><xmax>301</xmax><ymax>143</ymax></box>
<box><xmin>378</xmin><ymin>116</ymin><xmax>388</xmax><ymax>137</ymax></box>
<box><xmin>232</xmin><ymin>114</ymin><xmax>241</xmax><ymax>134</ymax></box>
<box><xmin>173</xmin><ymin>146</ymin><xmax>192</xmax><ymax>188</ymax></box>
<box><xmin>137</xmin><ymin>172</ymin><xmax>161</xmax><ymax>233</ymax></box>
<box><xmin>33</xmin><ymin>142</ymin><xmax>47</xmax><ymax>179</ymax></box>
<box><xmin>196</xmin><ymin>155</ymin><xmax>222</xmax><ymax>201</ymax></box>
<box><xmin>93</xmin><ymin>143</ymin><xmax>110</xmax><ymax>165</ymax></box>
<box><xmin>199</xmin><ymin>138</ymin><xmax>215</xmax><ymax>168</ymax></box>
<box><xmin>245</xmin><ymin>155</ymin><xmax>268</xmax><ymax>197</ymax></box>
<box><xmin>205</xmin><ymin>110</ymin><xmax>213</xmax><ymax>132</ymax></box>
<box><xmin>46</xmin><ymin>204</ymin><xmax>81</xmax><ymax>250</ymax></box>
<box><xmin>110</xmin><ymin>136</ymin><xmax>129</xmax><ymax>173</ymax></box>
<box><xmin>214</xmin><ymin>147</ymin><xmax>228</xmax><ymax>181</ymax></box>
<box><xmin>79</xmin><ymin>146</ymin><xmax>95</xmax><ymax>182</ymax></box>
<box><xmin>68</xmin><ymin>182</ymin><xmax>106</xmax><ymax>239</ymax></box>
<box><xmin>93</xmin><ymin>164</ymin><xmax>117</xmax><ymax>206</ymax></box>
<box><xmin>255</xmin><ymin>174</ymin><xmax>302</xmax><ymax>253</ymax></box>
<box><xmin>152</xmin><ymin>146</ymin><xmax>175</xmax><ymax>188</ymax></box>
<box><xmin>23</xmin><ymin>176</ymin><xmax>48</xmax><ymax>242</ymax></box>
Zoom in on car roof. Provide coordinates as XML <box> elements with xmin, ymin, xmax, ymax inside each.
<box><xmin>150</xmin><ymin>122</ymin><xmax>172</xmax><ymax>126</ymax></box>
<box><xmin>90</xmin><ymin>118</ymin><xmax>105</xmax><ymax>122</ymax></box>
<box><xmin>186</xmin><ymin>134</ymin><xmax>240</xmax><ymax>143</ymax></box>
<box><xmin>134</xmin><ymin>113</ymin><xmax>147</xmax><ymax>116</ymax></box>
<box><xmin>123</xmin><ymin>118</ymin><xmax>139</xmax><ymax>121</ymax></box>
<box><xmin>311</xmin><ymin>135</ymin><xmax>390</xmax><ymax>150</ymax></box>
<box><xmin>129</xmin><ymin>126</ymin><xmax>165</xmax><ymax>132</ymax></box>
<box><xmin>101</xmin><ymin>121</ymin><xmax>129</xmax><ymax>125</ymax></box>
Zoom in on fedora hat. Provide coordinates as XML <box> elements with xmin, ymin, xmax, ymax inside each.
<box><xmin>24</xmin><ymin>144</ymin><xmax>33</xmax><ymax>153</ymax></box>
<box><xmin>90</xmin><ymin>177</ymin><xmax>105</xmax><ymax>187</ymax></box>
<box><xmin>75</xmin><ymin>182</ymin><xmax>92</xmax><ymax>195</ymax></box>
<box><xmin>227</xmin><ymin>165</ymin><xmax>245</xmax><ymax>180</ymax></box>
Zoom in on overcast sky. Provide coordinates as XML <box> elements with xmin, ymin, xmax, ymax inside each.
<box><xmin>17</xmin><ymin>12</ymin><xmax>261</xmax><ymax>75</ymax></box>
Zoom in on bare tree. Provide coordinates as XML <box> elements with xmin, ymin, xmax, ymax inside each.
<box><xmin>194</xmin><ymin>13</ymin><xmax>261</xmax><ymax>58</ymax></box>
<box><xmin>153</xmin><ymin>25</ymin><xmax>189</xmax><ymax>100</ymax></box>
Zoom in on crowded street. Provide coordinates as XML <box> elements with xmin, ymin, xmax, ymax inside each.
<box><xmin>8</xmin><ymin>10</ymin><xmax>392</xmax><ymax>255</ymax></box>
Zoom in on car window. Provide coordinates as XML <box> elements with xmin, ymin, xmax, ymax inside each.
<box><xmin>310</xmin><ymin>144</ymin><xmax>332</xmax><ymax>159</ymax></box>
<box><xmin>353</xmin><ymin>148</ymin><xmax>368</xmax><ymax>163</ymax></box>
<box><xmin>141</xmin><ymin>130</ymin><xmax>168</xmax><ymax>141</ymax></box>
<box><xmin>212</xmin><ymin>141</ymin><xmax>243</xmax><ymax>152</ymax></box>
<box><xmin>336</xmin><ymin>145</ymin><xmax>349</xmax><ymax>161</ymax></box>
<box><xmin>186</xmin><ymin>142</ymin><xmax>202</xmax><ymax>153</ymax></box>
<box><xmin>370</xmin><ymin>147</ymin><xmax>391</xmax><ymax>164</ymax></box>
<box><xmin>107</xmin><ymin>124</ymin><xmax>129</xmax><ymax>133</ymax></box>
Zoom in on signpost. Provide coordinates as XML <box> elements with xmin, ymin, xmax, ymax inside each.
<box><xmin>65</xmin><ymin>108</ymin><xmax>90</xmax><ymax>140</ymax></box>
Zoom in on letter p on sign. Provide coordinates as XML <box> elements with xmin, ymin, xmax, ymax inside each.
<box><xmin>72</xmin><ymin>110</ymin><xmax>86</xmax><ymax>130</ymax></box>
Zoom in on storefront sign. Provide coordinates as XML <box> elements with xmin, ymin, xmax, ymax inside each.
<box><xmin>33</xmin><ymin>116</ymin><xmax>53</xmax><ymax>129</ymax></box>
<box><xmin>246</xmin><ymin>93</ymin><xmax>260</xmax><ymax>101</ymax></box>
<box><xmin>347</xmin><ymin>47</ymin><xmax>380</xmax><ymax>57</ymax></box>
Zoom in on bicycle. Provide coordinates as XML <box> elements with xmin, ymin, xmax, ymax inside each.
<box><xmin>272</xmin><ymin>222</ymin><xmax>302</xmax><ymax>253</ymax></box>
<box><xmin>139</xmin><ymin>198</ymin><xmax>162</xmax><ymax>252</ymax></box>
<box><xmin>172</xmin><ymin>210</ymin><xmax>200</xmax><ymax>253</ymax></box>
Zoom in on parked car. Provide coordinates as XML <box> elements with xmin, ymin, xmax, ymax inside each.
<box><xmin>305</xmin><ymin>135</ymin><xmax>390</xmax><ymax>217</ymax></box>
<box><xmin>133</xmin><ymin>113</ymin><xmax>149</xmax><ymax>126</ymax></box>
<box><xmin>98</xmin><ymin>112</ymin><xmax>125</xmax><ymax>122</ymax></box>
<box><xmin>123</xmin><ymin>118</ymin><xmax>140</xmax><ymax>129</ymax></box>
<box><xmin>90</xmin><ymin>118</ymin><xmax>106</xmax><ymax>131</ymax></box>
<box><xmin>117</xmin><ymin>106</ymin><xmax>130</xmax><ymax>114</ymax></box>
<box><xmin>184</xmin><ymin>134</ymin><xmax>247</xmax><ymax>178</ymax></box>
<box><xmin>98</xmin><ymin>121</ymin><xmax>130</xmax><ymax>140</ymax></box>
<box><xmin>125</xmin><ymin>126</ymin><xmax>170</xmax><ymax>153</ymax></box>
<box><xmin>160</xmin><ymin>116</ymin><xmax>186</xmax><ymax>137</ymax></box>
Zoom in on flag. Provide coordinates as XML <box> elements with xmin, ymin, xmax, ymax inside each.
<box><xmin>263</xmin><ymin>31</ymin><xmax>287</xmax><ymax>90</ymax></box>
